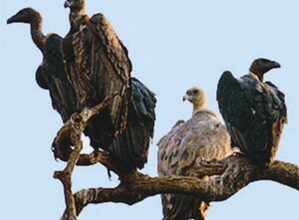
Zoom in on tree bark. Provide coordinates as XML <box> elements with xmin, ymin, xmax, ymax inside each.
<box><xmin>69</xmin><ymin>156</ymin><xmax>298</xmax><ymax>217</ymax></box>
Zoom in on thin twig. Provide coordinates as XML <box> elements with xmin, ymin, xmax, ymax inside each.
<box><xmin>54</xmin><ymin>140</ymin><xmax>83</xmax><ymax>220</ymax></box>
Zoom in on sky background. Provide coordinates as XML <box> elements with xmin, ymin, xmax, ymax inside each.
<box><xmin>1</xmin><ymin>0</ymin><xmax>299</xmax><ymax>219</ymax></box>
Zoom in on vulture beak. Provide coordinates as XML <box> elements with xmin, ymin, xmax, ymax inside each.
<box><xmin>7</xmin><ymin>15</ymin><xmax>16</xmax><ymax>24</ymax></box>
<box><xmin>183</xmin><ymin>95</ymin><xmax>189</xmax><ymax>102</ymax></box>
<box><xmin>64</xmin><ymin>0</ymin><xmax>72</xmax><ymax>8</ymax></box>
<box><xmin>271</xmin><ymin>60</ymin><xmax>281</xmax><ymax>69</ymax></box>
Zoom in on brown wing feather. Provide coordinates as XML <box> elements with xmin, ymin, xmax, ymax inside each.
<box><xmin>37</xmin><ymin>34</ymin><xmax>76</xmax><ymax>122</ymax></box>
<box><xmin>63</xmin><ymin>12</ymin><xmax>131</xmax><ymax>138</ymax></box>
<box><xmin>62</xmin><ymin>13</ymin><xmax>155</xmax><ymax>170</ymax></box>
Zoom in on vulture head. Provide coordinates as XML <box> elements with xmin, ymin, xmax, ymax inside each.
<box><xmin>7</xmin><ymin>8</ymin><xmax>42</xmax><ymax>24</ymax></box>
<box><xmin>64</xmin><ymin>0</ymin><xmax>85</xmax><ymax>10</ymax></box>
<box><xmin>183</xmin><ymin>87</ymin><xmax>206</xmax><ymax>114</ymax></box>
<box><xmin>249</xmin><ymin>58</ymin><xmax>281</xmax><ymax>81</ymax></box>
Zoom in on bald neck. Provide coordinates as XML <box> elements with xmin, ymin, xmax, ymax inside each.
<box><xmin>192</xmin><ymin>97</ymin><xmax>206</xmax><ymax>116</ymax></box>
<box><xmin>192</xmin><ymin>101</ymin><xmax>218</xmax><ymax>120</ymax></box>
<box><xmin>30</xmin><ymin>15</ymin><xmax>45</xmax><ymax>51</ymax></box>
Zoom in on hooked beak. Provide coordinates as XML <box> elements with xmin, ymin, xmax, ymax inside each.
<box><xmin>64</xmin><ymin>0</ymin><xmax>72</xmax><ymax>8</ymax></box>
<box><xmin>271</xmin><ymin>60</ymin><xmax>281</xmax><ymax>69</ymax></box>
<box><xmin>7</xmin><ymin>15</ymin><xmax>17</xmax><ymax>24</ymax></box>
<box><xmin>183</xmin><ymin>95</ymin><xmax>189</xmax><ymax>102</ymax></box>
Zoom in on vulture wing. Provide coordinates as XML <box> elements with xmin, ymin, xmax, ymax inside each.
<box><xmin>36</xmin><ymin>34</ymin><xmax>76</xmax><ymax>122</ymax></box>
<box><xmin>158</xmin><ymin>111</ymin><xmax>232</xmax><ymax>219</ymax></box>
<box><xmin>63</xmin><ymin>12</ymin><xmax>131</xmax><ymax>145</ymax></box>
<box><xmin>105</xmin><ymin>78</ymin><xmax>156</xmax><ymax>169</ymax></box>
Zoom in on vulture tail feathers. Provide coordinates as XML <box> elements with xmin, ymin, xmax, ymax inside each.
<box><xmin>106</xmin><ymin>78</ymin><xmax>156</xmax><ymax>169</ymax></box>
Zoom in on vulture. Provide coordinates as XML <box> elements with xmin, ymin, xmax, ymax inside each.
<box><xmin>7</xmin><ymin>8</ymin><xmax>76</xmax><ymax>122</ymax></box>
<box><xmin>158</xmin><ymin>87</ymin><xmax>234</xmax><ymax>220</ymax></box>
<box><xmin>217</xmin><ymin>58</ymin><xmax>287</xmax><ymax>166</ymax></box>
<box><xmin>62</xmin><ymin>0</ymin><xmax>156</xmax><ymax>170</ymax></box>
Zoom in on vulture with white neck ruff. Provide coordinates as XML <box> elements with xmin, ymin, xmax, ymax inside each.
<box><xmin>217</xmin><ymin>58</ymin><xmax>287</xmax><ymax>167</ymax></box>
<box><xmin>158</xmin><ymin>87</ymin><xmax>234</xmax><ymax>220</ymax></box>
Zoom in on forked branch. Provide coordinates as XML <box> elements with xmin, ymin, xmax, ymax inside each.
<box><xmin>53</xmin><ymin>96</ymin><xmax>116</xmax><ymax>220</ymax></box>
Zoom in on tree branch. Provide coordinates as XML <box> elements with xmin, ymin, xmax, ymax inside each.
<box><xmin>54</xmin><ymin>140</ymin><xmax>82</xmax><ymax>220</ymax></box>
<box><xmin>52</xmin><ymin>94</ymin><xmax>131</xmax><ymax>176</ymax></box>
<box><xmin>52</xmin><ymin>96</ymin><xmax>117</xmax><ymax>220</ymax></box>
<box><xmin>69</xmin><ymin>155</ymin><xmax>298</xmax><ymax>217</ymax></box>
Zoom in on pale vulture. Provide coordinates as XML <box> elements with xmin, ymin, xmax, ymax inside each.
<box><xmin>158</xmin><ymin>87</ymin><xmax>234</xmax><ymax>220</ymax></box>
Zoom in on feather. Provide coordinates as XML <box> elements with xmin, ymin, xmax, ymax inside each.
<box><xmin>158</xmin><ymin>105</ymin><xmax>233</xmax><ymax>220</ymax></box>
<box><xmin>62</xmin><ymin>5</ymin><xmax>156</xmax><ymax>170</ymax></box>
<box><xmin>39</xmin><ymin>34</ymin><xmax>77</xmax><ymax>122</ymax></box>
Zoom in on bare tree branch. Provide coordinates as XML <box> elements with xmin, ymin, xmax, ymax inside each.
<box><xmin>69</xmin><ymin>156</ymin><xmax>298</xmax><ymax>217</ymax></box>
<box><xmin>54</xmin><ymin>140</ymin><xmax>82</xmax><ymax>220</ymax></box>
<box><xmin>52</xmin><ymin>96</ymin><xmax>115</xmax><ymax>220</ymax></box>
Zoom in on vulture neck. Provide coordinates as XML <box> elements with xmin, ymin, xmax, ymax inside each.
<box><xmin>192</xmin><ymin>100</ymin><xmax>206</xmax><ymax>116</ymax></box>
<box><xmin>193</xmin><ymin>107</ymin><xmax>218</xmax><ymax>119</ymax></box>
<box><xmin>69</xmin><ymin>7</ymin><xmax>87</xmax><ymax>33</ymax></box>
<box><xmin>30</xmin><ymin>16</ymin><xmax>45</xmax><ymax>52</ymax></box>
<box><xmin>248</xmin><ymin>72</ymin><xmax>263</xmax><ymax>82</ymax></box>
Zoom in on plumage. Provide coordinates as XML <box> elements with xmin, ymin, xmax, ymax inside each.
<box><xmin>39</xmin><ymin>34</ymin><xmax>77</xmax><ymax>121</ymax></box>
<box><xmin>217</xmin><ymin>58</ymin><xmax>287</xmax><ymax>166</ymax></box>
<box><xmin>63</xmin><ymin>0</ymin><xmax>156</xmax><ymax>170</ymax></box>
<box><xmin>7</xmin><ymin>8</ymin><xmax>76</xmax><ymax>122</ymax></box>
<box><xmin>158</xmin><ymin>87</ymin><xmax>233</xmax><ymax>220</ymax></box>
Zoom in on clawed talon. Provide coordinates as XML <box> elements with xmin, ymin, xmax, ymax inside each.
<box><xmin>196</xmin><ymin>157</ymin><xmax>224</xmax><ymax>169</ymax></box>
<box><xmin>101</xmin><ymin>151</ymin><xmax>110</xmax><ymax>157</ymax></box>
<box><xmin>232</xmin><ymin>151</ymin><xmax>244</xmax><ymax>158</ymax></box>
<box><xmin>196</xmin><ymin>157</ymin><xmax>210</xmax><ymax>166</ymax></box>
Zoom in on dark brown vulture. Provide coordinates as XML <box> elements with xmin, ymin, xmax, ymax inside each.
<box><xmin>7</xmin><ymin>8</ymin><xmax>76</xmax><ymax>122</ymax></box>
<box><xmin>158</xmin><ymin>87</ymin><xmax>234</xmax><ymax>220</ymax></box>
<box><xmin>62</xmin><ymin>0</ymin><xmax>156</xmax><ymax>170</ymax></box>
<box><xmin>217</xmin><ymin>58</ymin><xmax>287</xmax><ymax>167</ymax></box>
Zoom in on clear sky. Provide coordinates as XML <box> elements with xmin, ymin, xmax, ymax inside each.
<box><xmin>1</xmin><ymin>0</ymin><xmax>299</xmax><ymax>219</ymax></box>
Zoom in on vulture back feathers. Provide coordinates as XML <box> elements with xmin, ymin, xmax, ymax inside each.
<box><xmin>217</xmin><ymin>58</ymin><xmax>287</xmax><ymax>166</ymax></box>
<box><xmin>63</xmin><ymin>1</ymin><xmax>156</xmax><ymax>170</ymax></box>
<box><xmin>158</xmin><ymin>87</ymin><xmax>233</xmax><ymax>220</ymax></box>
<box><xmin>41</xmin><ymin>34</ymin><xmax>77</xmax><ymax>121</ymax></box>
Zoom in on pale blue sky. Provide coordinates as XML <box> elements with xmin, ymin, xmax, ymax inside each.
<box><xmin>1</xmin><ymin>0</ymin><xmax>299</xmax><ymax>219</ymax></box>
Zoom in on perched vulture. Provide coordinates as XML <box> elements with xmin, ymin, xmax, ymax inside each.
<box><xmin>217</xmin><ymin>58</ymin><xmax>287</xmax><ymax>166</ymax></box>
<box><xmin>7</xmin><ymin>8</ymin><xmax>76</xmax><ymax>122</ymax></box>
<box><xmin>62</xmin><ymin>0</ymin><xmax>156</xmax><ymax>170</ymax></box>
<box><xmin>158</xmin><ymin>87</ymin><xmax>234</xmax><ymax>220</ymax></box>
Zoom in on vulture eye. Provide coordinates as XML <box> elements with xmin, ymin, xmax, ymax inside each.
<box><xmin>259</xmin><ymin>58</ymin><xmax>270</xmax><ymax>64</ymax></box>
<box><xmin>192</xmin><ymin>90</ymin><xmax>199</xmax><ymax>95</ymax></box>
